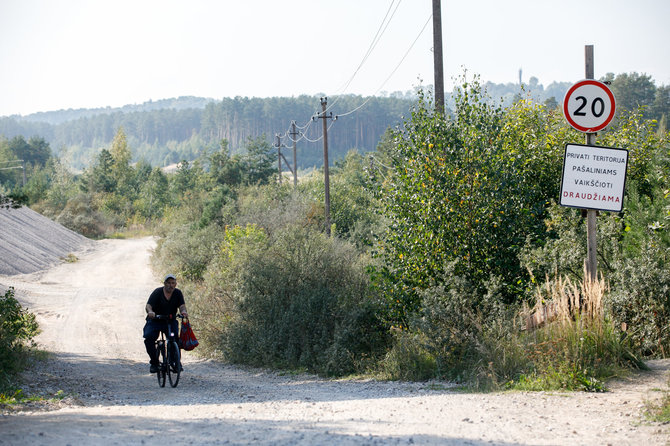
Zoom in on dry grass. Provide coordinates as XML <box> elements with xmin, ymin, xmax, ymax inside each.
<box><xmin>524</xmin><ymin>270</ymin><xmax>606</xmax><ymax>331</ymax></box>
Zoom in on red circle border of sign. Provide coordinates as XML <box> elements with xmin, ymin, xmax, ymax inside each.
<box><xmin>563</xmin><ymin>79</ymin><xmax>616</xmax><ymax>133</ymax></box>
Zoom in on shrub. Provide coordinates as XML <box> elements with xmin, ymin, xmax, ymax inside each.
<box><xmin>220</xmin><ymin>225</ymin><xmax>388</xmax><ymax>375</ymax></box>
<box><xmin>152</xmin><ymin>223</ymin><xmax>223</xmax><ymax>282</ymax></box>
<box><xmin>0</xmin><ymin>288</ymin><xmax>39</xmax><ymax>388</ymax></box>
<box><xmin>391</xmin><ymin>265</ymin><xmax>529</xmax><ymax>387</ymax></box>
<box><xmin>188</xmin><ymin>224</ymin><xmax>270</xmax><ymax>357</ymax></box>
<box><xmin>56</xmin><ymin>194</ymin><xmax>115</xmax><ymax>238</ymax></box>
<box><xmin>379</xmin><ymin>330</ymin><xmax>437</xmax><ymax>381</ymax></box>
<box><xmin>609</xmin><ymin>241</ymin><xmax>670</xmax><ymax>356</ymax></box>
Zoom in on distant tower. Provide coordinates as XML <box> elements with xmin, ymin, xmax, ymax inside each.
<box><xmin>519</xmin><ymin>68</ymin><xmax>522</xmax><ymax>85</ymax></box>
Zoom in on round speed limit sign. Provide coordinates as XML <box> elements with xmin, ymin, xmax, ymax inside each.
<box><xmin>563</xmin><ymin>80</ymin><xmax>616</xmax><ymax>132</ymax></box>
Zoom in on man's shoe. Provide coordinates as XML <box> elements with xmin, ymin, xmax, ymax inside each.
<box><xmin>150</xmin><ymin>364</ymin><xmax>159</xmax><ymax>373</ymax></box>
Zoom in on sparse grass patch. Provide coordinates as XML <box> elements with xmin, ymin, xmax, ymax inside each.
<box><xmin>61</xmin><ymin>253</ymin><xmax>78</xmax><ymax>263</ymax></box>
<box><xmin>644</xmin><ymin>377</ymin><xmax>670</xmax><ymax>423</ymax></box>
<box><xmin>0</xmin><ymin>388</ymin><xmax>67</xmax><ymax>410</ymax></box>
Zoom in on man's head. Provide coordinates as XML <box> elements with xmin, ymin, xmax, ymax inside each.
<box><xmin>163</xmin><ymin>274</ymin><xmax>177</xmax><ymax>292</ymax></box>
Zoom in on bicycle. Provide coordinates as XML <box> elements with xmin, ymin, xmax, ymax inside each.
<box><xmin>153</xmin><ymin>314</ymin><xmax>184</xmax><ymax>388</ymax></box>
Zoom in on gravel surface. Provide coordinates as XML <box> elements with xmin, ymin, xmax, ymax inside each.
<box><xmin>0</xmin><ymin>233</ymin><xmax>668</xmax><ymax>445</ymax></box>
<box><xmin>0</xmin><ymin>206</ymin><xmax>94</xmax><ymax>275</ymax></box>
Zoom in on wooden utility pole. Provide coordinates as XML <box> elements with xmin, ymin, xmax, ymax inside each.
<box><xmin>585</xmin><ymin>45</ymin><xmax>598</xmax><ymax>282</ymax></box>
<box><xmin>432</xmin><ymin>0</ymin><xmax>445</xmax><ymax>114</ymax></box>
<box><xmin>275</xmin><ymin>134</ymin><xmax>282</xmax><ymax>184</ymax></box>
<box><xmin>318</xmin><ymin>97</ymin><xmax>333</xmax><ymax>236</ymax></box>
<box><xmin>290</xmin><ymin>121</ymin><xmax>298</xmax><ymax>187</ymax></box>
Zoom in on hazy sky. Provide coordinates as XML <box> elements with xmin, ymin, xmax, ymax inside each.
<box><xmin>1</xmin><ymin>0</ymin><xmax>668</xmax><ymax>116</ymax></box>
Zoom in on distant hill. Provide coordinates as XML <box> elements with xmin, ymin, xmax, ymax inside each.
<box><xmin>9</xmin><ymin>96</ymin><xmax>215</xmax><ymax>126</ymax></box>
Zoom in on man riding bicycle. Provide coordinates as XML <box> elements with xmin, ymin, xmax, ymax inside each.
<box><xmin>143</xmin><ymin>274</ymin><xmax>189</xmax><ymax>373</ymax></box>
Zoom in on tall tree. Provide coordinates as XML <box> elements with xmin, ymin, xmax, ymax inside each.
<box><xmin>604</xmin><ymin>72</ymin><xmax>657</xmax><ymax>115</ymax></box>
<box><xmin>243</xmin><ymin>136</ymin><xmax>275</xmax><ymax>185</ymax></box>
<box><xmin>109</xmin><ymin>127</ymin><xmax>132</xmax><ymax>190</ymax></box>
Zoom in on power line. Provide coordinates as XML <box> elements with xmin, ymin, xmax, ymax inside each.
<box><xmin>275</xmin><ymin>3</ymin><xmax>427</xmax><ymax>147</ymax></box>
<box><xmin>326</xmin><ymin>0</ymin><xmax>402</xmax><ymax>113</ymax></box>
<box><xmin>281</xmin><ymin>0</ymin><xmax>403</xmax><ymax>137</ymax></box>
<box><xmin>335</xmin><ymin>13</ymin><xmax>432</xmax><ymax>119</ymax></box>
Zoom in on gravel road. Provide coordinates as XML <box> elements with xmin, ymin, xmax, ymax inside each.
<box><xmin>0</xmin><ymin>236</ymin><xmax>668</xmax><ymax>445</ymax></box>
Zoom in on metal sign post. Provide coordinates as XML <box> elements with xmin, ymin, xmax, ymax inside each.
<box><xmin>561</xmin><ymin>45</ymin><xmax>620</xmax><ymax>282</ymax></box>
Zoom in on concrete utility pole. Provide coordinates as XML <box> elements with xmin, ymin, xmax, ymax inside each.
<box><xmin>432</xmin><ymin>0</ymin><xmax>445</xmax><ymax>114</ymax></box>
<box><xmin>584</xmin><ymin>44</ymin><xmax>598</xmax><ymax>282</ymax></box>
<box><xmin>317</xmin><ymin>97</ymin><xmax>333</xmax><ymax>236</ymax></box>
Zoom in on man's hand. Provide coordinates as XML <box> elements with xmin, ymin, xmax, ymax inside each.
<box><xmin>147</xmin><ymin>311</ymin><xmax>156</xmax><ymax>319</ymax></box>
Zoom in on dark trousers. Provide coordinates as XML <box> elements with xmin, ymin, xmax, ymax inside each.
<box><xmin>143</xmin><ymin>319</ymin><xmax>179</xmax><ymax>365</ymax></box>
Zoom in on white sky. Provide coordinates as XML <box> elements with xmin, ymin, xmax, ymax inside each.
<box><xmin>1</xmin><ymin>0</ymin><xmax>668</xmax><ymax>116</ymax></box>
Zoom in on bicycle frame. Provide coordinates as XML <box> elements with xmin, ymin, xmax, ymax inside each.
<box><xmin>153</xmin><ymin>314</ymin><xmax>183</xmax><ymax>388</ymax></box>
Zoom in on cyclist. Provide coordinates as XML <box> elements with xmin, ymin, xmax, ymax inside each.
<box><xmin>143</xmin><ymin>274</ymin><xmax>189</xmax><ymax>373</ymax></box>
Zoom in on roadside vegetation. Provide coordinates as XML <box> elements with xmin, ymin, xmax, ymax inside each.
<box><xmin>0</xmin><ymin>287</ymin><xmax>40</xmax><ymax>403</ymax></box>
<box><xmin>1</xmin><ymin>72</ymin><xmax>668</xmax><ymax>391</ymax></box>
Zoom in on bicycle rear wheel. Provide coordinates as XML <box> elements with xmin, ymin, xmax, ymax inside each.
<box><xmin>157</xmin><ymin>341</ymin><xmax>166</xmax><ymax>388</ymax></box>
<box><xmin>167</xmin><ymin>340</ymin><xmax>181</xmax><ymax>388</ymax></box>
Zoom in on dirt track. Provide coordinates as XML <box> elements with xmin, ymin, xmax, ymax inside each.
<box><xmin>0</xmin><ymin>237</ymin><xmax>668</xmax><ymax>445</ymax></box>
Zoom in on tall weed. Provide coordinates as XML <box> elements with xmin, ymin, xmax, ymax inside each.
<box><xmin>517</xmin><ymin>273</ymin><xmax>644</xmax><ymax>391</ymax></box>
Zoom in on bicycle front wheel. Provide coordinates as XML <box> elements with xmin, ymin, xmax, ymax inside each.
<box><xmin>167</xmin><ymin>340</ymin><xmax>181</xmax><ymax>388</ymax></box>
<box><xmin>157</xmin><ymin>341</ymin><xmax>166</xmax><ymax>388</ymax></box>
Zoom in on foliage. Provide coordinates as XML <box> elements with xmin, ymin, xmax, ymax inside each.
<box><xmin>152</xmin><ymin>223</ymin><xmax>224</xmax><ymax>282</ymax></box>
<box><xmin>219</xmin><ymin>225</ymin><xmax>388</xmax><ymax>376</ymax></box>
<box><xmin>0</xmin><ymin>288</ymin><xmax>39</xmax><ymax>387</ymax></box>
<box><xmin>373</xmin><ymin>78</ymin><xmax>569</xmax><ymax>326</ymax></box>
<box><xmin>55</xmin><ymin>193</ymin><xmax>114</xmax><ymax>238</ymax></box>
<box><xmin>378</xmin><ymin>263</ymin><xmax>529</xmax><ymax>387</ymax></box>
<box><xmin>0</xmin><ymin>192</ymin><xmax>26</xmax><ymax>209</ymax></box>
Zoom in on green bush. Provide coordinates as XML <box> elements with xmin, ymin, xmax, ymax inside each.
<box><xmin>56</xmin><ymin>194</ymin><xmax>115</xmax><ymax>238</ymax></box>
<box><xmin>609</xmin><ymin>241</ymin><xmax>670</xmax><ymax>356</ymax></box>
<box><xmin>187</xmin><ymin>224</ymin><xmax>270</xmax><ymax>357</ymax></box>
<box><xmin>152</xmin><ymin>223</ymin><xmax>224</xmax><ymax>282</ymax></box>
<box><xmin>220</xmin><ymin>225</ymin><xmax>388</xmax><ymax>376</ymax></box>
<box><xmin>0</xmin><ymin>288</ymin><xmax>39</xmax><ymax>388</ymax></box>
<box><xmin>389</xmin><ymin>264</ymin><xmax>529</xmax><ymax>387</ymax></box>
<box><xmin>373</xmin><ymin>80</ymin><xmax>568</xmax><ymax>326</ymax></box>
<box><xmin>379</xmin><ymin>330</ymin><xmax>437</xmax><ymax>381</ymax></box>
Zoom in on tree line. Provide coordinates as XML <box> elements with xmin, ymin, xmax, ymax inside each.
<box><xmin>0</xmin><ymin>73</ymin><xmax>666</xmax><ymax>172</ymax></box>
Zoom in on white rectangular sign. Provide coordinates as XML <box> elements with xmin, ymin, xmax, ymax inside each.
<box><xmin>560</xmin><ymin>143</ymin><xmax>628</xmax><ymax>212</ymax></box>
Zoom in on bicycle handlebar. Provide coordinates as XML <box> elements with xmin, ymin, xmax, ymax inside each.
<box><xmin>152</xmin><ymin>314</ymin><xmax>185</xmax><ymax>321</ymax></box>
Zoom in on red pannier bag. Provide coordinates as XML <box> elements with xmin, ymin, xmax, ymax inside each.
<box><xmin>179</xmin><ymin>319</ymin><xmax>199</xmax><ymax>351</ymax></box>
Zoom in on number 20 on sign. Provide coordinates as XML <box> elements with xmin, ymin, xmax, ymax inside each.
<box><xmin>563</xmin><ymin>79</ymin><xmax>616</xmax><ymax>133</ymax></box>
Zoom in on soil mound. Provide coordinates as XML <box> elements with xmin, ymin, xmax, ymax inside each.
<box><xmin>0</xmin><ymin>206</ymin><xmax>93</xmax><ymax>275</ymax></box>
